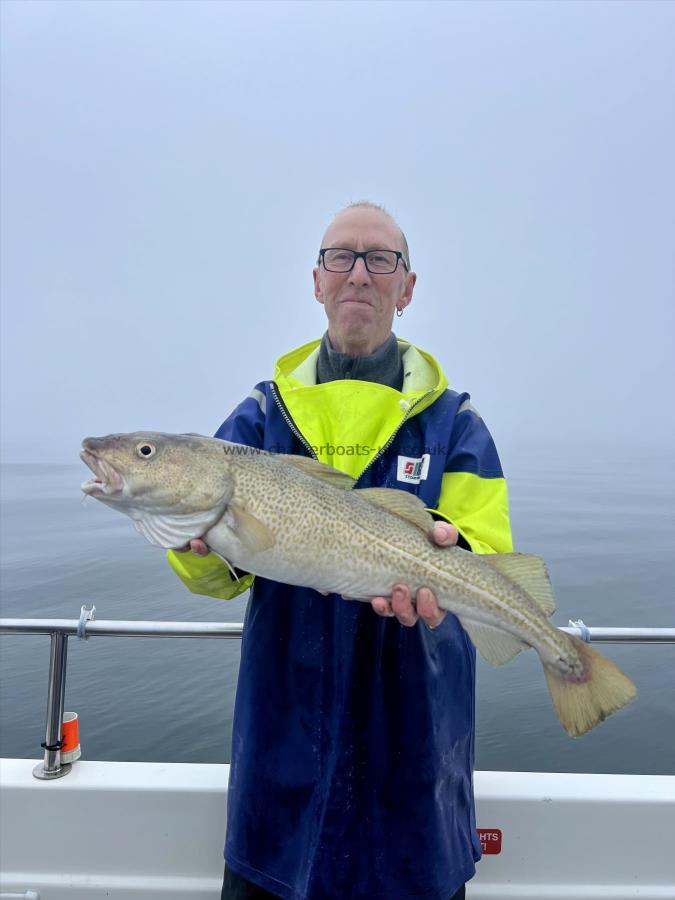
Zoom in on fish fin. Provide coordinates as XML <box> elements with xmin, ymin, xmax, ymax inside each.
<box><xmin>282</xmin><ymin>455</ymin><xmax>356</xmax><ymax>489</ymax></box>
<box><xmin>459</xmin><ymin>618</ymin><xmax>528</xmax><ymax>665</ymax></box>
<box><xmin>482</xmin><ymin>553</ymin><xmax>556</xmax><ymax>617</ymax></box>
<box><xmin>357</xmin><ymin>487</ymin><xmax>435</xmax><ymax>536</ymax></box>
<box><xmin>543</xmin><ymin>635</ymin><xmax>637</xmax><ymax>737</ymax></box>
<box><xmin>230</xmin><ymin>504</ymin><xmax>276</xmax><ymax>553</ymax></box>
<box><xmin>131</xmin><ymin>509</ymin><xmax>222</xmax><ymax>550</ymax></box>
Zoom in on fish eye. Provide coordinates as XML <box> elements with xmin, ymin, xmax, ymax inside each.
<box><xmin>135</xmin><ymin>442</ymin><xmax>156</xmax><ymax>459</ymax></box>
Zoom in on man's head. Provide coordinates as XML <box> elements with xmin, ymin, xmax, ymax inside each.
<box><xmin>313</xmin><ymin>202</ymin><xmax>417</xmax><ymax>356</ymax></box>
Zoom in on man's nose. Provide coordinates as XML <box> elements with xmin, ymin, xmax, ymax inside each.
<box><xmin>348</xmin><ymin>257</ymin><xmax>372</xmax><ymax>285</ymax></box>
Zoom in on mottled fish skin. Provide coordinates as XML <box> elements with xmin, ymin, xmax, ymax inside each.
<box><xmin>81</xmin><ymin>432</ymin><xmax>637</xmax><ymax>736</ymax></box>
<box><xmin>206</xmin><ymin>448</ymin><xmax>575</xmax><ymax>674</ymax></box>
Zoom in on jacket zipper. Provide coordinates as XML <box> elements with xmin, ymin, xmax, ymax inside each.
<box><xmin>269</xmin><ymin>383</ymin><xmax>318</xmax><ymax>459</ymax></box>
<box><xmin>271</xmin><ymin>382</ymin><xmax>434</xmax><ymax>480</ymax></box>
<box><xmin>352</xmin><ymin>389</ymin><xmax>434</xmax><ymax>484</ymax></box>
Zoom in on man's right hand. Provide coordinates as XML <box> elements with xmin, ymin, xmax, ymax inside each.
<box><xmin>174</xmin><ymin>538</ymin><xmax>210</xmax><ymax>556</ymax></box>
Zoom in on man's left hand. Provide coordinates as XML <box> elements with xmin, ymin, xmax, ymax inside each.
<box><xmin>370</xmin><ymin>521</ymin><xmax>458</xmax><ymax>629</ymax></box>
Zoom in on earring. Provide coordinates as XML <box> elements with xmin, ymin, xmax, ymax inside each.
<box><xmin>396</xmin><ymin>308</ymin><xmax>403</xmax><ymax>318</ymax></box>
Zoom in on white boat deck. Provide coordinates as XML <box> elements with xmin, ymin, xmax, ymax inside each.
<box><xmin>1</xmin><ymin>760</ymin><xmax>674</xmax><ymax>899</ymax></box>
<box><xmin>3</xmin><ymin>618</ymin><xmax>674</xmax><ymax>897</ymax></box>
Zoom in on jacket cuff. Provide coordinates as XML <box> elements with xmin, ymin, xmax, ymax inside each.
<box><xmin>167</xmin><ymin>549</ymin><xmax>254</xmax><ymax>600</ymax></box>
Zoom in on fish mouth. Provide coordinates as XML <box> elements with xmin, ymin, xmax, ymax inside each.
<box><xmin>80</xmin><ymin>449</ymin><xmax>125</xmax><ymax>498</ymax></box>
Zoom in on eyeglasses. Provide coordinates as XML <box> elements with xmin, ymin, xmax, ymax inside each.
<box><xmin>319</xmin><ymin>247</ymin><xmax>409</xmax><ymax>274</ymax></box>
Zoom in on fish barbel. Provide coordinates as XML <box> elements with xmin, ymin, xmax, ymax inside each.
<box><xmin>80</xmin><ymin>431</ymin><xmax>636</xmax><ymax>737</ymax></box>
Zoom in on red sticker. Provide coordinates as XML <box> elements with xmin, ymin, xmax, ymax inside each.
<box><xmin>477</xmin><ymin>828</ymin><xmax>502</xmax><ymax>855</ymax></box>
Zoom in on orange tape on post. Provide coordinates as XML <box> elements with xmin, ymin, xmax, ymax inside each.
<box><xmin>61</xmin><ymin>711</ymin><xmax>81</xmax><ymax>763</ymax></box>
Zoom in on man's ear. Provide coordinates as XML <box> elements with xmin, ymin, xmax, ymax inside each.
<box><xmin>313</xmin><ymin>267</ymin><xmax>325</xmax><ymax>305</ymax></box>
<box><xmin>399</xmin><ymin>271</ymin><xmax>417</xmax><ymax>311</ymax></box>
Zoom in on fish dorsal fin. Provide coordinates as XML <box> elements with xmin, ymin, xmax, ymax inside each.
<box><xmin>356</xmin><ymin>487</ymin><xmax>435</xmax><ymax>536</ymax></box>
<box><xmin>482</xmin><ymin>552</ymin><xmax>556</xmax><ymax>617</ymax></box>
<box><xmin>282</xmin><ymin>455</ymin><xmax>356</xmax><ymax>490</ymax></box>
<box><xmin>458</xmin><ymin>617</ymin><xmax>528</xmax><ymax>666</ymax></box>
<box><xmin>230</xmin><ymin>503</ymin><xmax>276</xmax><ymax>554</ymax></box>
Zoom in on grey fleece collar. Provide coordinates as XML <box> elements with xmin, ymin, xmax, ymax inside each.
<box><xmin>316</xmin><ymin>332</ymin><xmax>403</xmax><ymax>390</ymax></box>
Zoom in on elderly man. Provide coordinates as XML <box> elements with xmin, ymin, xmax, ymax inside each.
<box><xmin>170</xmin><ymin>203</ymin><xmax>512</xmax><ymax>900</ymax></box>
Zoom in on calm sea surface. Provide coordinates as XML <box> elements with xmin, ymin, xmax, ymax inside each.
<box><xmin>1</xmin><ymin>446</ymin><xmax>673</xmax><ymax>774</ymax></box>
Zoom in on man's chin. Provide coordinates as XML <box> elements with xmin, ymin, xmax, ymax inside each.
<box><xmin>335</xmin><ymin>304</ymin><xmax>377</xmax><ymax>329</ymax></box>
<box><xmin>329</xmin><ymin>321</ymin><xmax>392</xmax><ymax>356</ymax></box>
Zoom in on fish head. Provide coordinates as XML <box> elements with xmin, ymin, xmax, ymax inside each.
<box><xmin>80</xmin><ymin>432</ymin><xmax>236</xmax><ymax>548</ymax></box>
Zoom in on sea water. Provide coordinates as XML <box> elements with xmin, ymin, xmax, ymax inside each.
<box><xmin>1</xmin><ymin>444</ymin><xmax>673</xmax><ymax>774</ymax></box>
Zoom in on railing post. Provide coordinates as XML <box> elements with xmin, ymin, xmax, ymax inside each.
<box><xmin>32</xmin><ymin>630</ymin><xmax>71</xmax><ymax>780</ymax></box>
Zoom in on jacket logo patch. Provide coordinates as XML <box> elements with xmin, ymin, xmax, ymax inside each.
<box><xmin>397</xmin><ymin>454</ymin><xmax>430</xmax><ymax>484</ymax></box>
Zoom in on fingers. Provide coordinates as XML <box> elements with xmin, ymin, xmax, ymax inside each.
<box><xmin>173</xmin><ymin>539</ymin><xmax>209</xmax><ymax>556</ymax></box>
<box><xmin>416</xmin><ymin>587</ymin><xmax>446</xmax><ymax>630</ymax></box>
<box><xmin>391</xmin><ymin>584</ymin><xmax>417</xmax><ymax>626</ymax></box>
<box><xmin>371</xmin><ymin>584</ymin><xmax>417</xmax><ymax>627</ymax></box>
<box><xmin>371</xmin><ymin>596</ymin><xmax>395</xmax><ymax>617</ymax></box>
<box><xmin>432</xmin><ymin>520</ymin><xmax>459</xmax><ymax>547</ymax></box>
<box><xmin>189</xmin><ymin>539</ymin><xmax>210</xmax><ymax>556</ymax></box>
<box><xmin>371</xmin><ymin>584</ymin><xmax>446</xmax><ymax>631</ymax></box>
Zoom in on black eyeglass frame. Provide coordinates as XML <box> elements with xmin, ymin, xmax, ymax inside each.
<box><xmin>318</xmin><ymin>247</ymin><xmax>409</xmax><ymax>274</ymax></box>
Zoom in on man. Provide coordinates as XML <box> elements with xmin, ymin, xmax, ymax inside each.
<box><xmin>170</xmin><ymin>203</ymin><xmax>513</xmax><ymax>899</ymax></box>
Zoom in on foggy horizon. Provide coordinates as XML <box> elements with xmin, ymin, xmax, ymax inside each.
<box><xmin>2</xmin><ymin>1</ymin><xmax>673</xmax><ymax>465</ymax></box>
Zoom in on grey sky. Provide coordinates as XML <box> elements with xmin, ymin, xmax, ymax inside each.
<box><xmin>1</xmin><ymin>0</ymin><xmax>673</xmax><ymax>464</ymax></box>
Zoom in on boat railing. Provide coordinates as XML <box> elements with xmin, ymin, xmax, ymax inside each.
<box><xmin>2</xmin><ymin>611</ymin><xmax>674</xmax><ymax>781</ymax></box>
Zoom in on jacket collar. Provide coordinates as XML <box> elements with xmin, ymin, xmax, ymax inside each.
<box><xmin>274</xmin><ymin>337</ymin><xmax>448</xmax><ymax>399</ymax></box>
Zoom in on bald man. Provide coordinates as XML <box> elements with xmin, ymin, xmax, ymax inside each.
<box><xmin>170</xmin><ymin>203</ymin><xmax>513</xmax><ymax>900</ymax></box>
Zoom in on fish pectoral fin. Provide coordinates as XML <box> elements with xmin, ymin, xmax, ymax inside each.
<box><xmin>459</xmin><ymin>618</ymin><xmax>528</xmax><ymax>666</ymax></box>
<box><xmin>356</xmin><ymin>488</ymin><xmax>434</xmax><ymax>536</ymax></box>
<box><xmin>230</xmin><ymin>504</ymin><xmax>276</xmax><ymax>554</ymax></box>
<box><xmin>481</xmin><ymin>552</ymin><xmax>556</xmax><ymax>617</ymax></box>
<box><xmin>282</xmin><ymin>455</ymin><xmax>356</xmax><ymax>489</ymax></box>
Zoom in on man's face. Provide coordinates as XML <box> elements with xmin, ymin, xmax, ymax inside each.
<box><xmin>313</xmin><ymin>207</ymin><xmax>417</xmax><ymax>355</ymax></box>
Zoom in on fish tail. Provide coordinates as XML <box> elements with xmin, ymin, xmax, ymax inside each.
<box><xmin>542</xmin><ymin>635</ymin><xmax>637</xmax><ymax>737</ymax></box>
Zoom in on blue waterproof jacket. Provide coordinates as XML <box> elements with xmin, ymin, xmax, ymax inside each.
<box><xmin>168</xmin><ymin>338</ymin><xmax>512</xmax><ymax>900</ymax></box>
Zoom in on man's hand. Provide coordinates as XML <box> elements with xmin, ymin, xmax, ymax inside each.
<box><xmin>173</xmin><ymin>538</ymin><xmax>210</xmax><ymax>556</ymax></box>
<box><xmin>371</xmin><ymin>521</ymin><xmax>458</xmax><ymax>629</ymax></box>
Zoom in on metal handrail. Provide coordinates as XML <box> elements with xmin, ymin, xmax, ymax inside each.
<box><xmin>0</xmin><ymin>619</ymin><xmax>245</xmax><ymax>638</ymax></box>
<box><xmin>560</xmin><ymin>626</ymin><xmax>675</xmax><ymax>643</ymax></box>
<box><xmin>2</xmin><ymin>618</ymin><xmax>675</xmax><ymax>642</ymax></box>
<box><xmin>2</xmin><ymin>615</ymin><xmax>673</xmax><ymax>781</ymax></box>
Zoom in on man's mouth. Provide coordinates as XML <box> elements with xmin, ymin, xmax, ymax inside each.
<box><xmin>80</xmin><ymin>450</ymin><xmax>125</xmax><ymax>497</ymax></box>
<box><xmin>340</xmin><ymin>296</ymin><xmax>372</xmax><ymax>306</ymax></box>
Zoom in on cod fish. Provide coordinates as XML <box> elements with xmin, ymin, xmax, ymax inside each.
<box><xmin>81</xmin><ymin>431</ymin><xmax>637</xmax><ymax>737</ymax></box>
